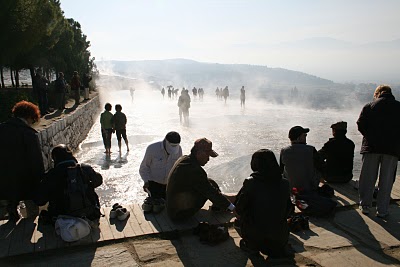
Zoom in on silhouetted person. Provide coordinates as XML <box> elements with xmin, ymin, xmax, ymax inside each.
<box><xmin>130</xmin><ymin>88</ymin><xmax>135</xmax><ymax>102</ymax></box>
<box><xmin>0</xmin><ymin>101</ymin><xmax>44</xmax><ymax>221</ymax></box>
<box><xmin>82</xmin><ymin>73</ymin><xmax>92</xmax><ymax>100</ymax></box>
<box><xmin>55</xmin><ymin>72</ymin><xmax>67</xmax><ymax>110</ymax></box>
<box><xmin>357</xmin><ymin>85</ymin><xmax>400</xmax><ymax>217</ymax></box>
<box><xmin>222</xmin><ymin>86</ymin><xmax>229</xmax><ymax>103</ymax></box>
<box><xmin>240</xmin><ymin>86</ymin><xmax>245</xmax><ymax>107</ymax></box>
<box><xmin>161</xmin><ymin>87</ymin><xmax>165</xmax><ymax>99</ymax></box>
<box><xmin>70</xmin><ymin>71</ymin><xmax>81</xmax><ymax>105</ymax></box>
<box><xmin>236</xmin><ymin>149</ymin><xmax>292</xmax><ymax>258</ymax></box>
<box><xmin>318</xmin><ymin>121</ymin><xmax>355</xmax><ymax>183</ymax></box>
<box><xmin>100</xmin><ymin>103</ymin><xmax>114</xmax><ymax>154</ymax></box>
<box><xmin>33</xmin><ymin>69</ymin><xmax>50</xmax><ymax>115</ymax></box>
<box><xmin>113</xmin><ymin>104</ymin><xmax>129</xmax><ymax>152</ymax></box>
<box><xmin>178</xmin><ymin>90</ymin><xmax>191</xmax><ymax>126</ymax></box>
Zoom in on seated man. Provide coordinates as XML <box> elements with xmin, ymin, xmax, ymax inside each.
<box><xmin>318</xmin><ymin>121</ymin><xmax>355</xmax><ymax>183</ymax></box>
<box><xmin>34</xmin><ymin>144</ymin><xmax>103</xmax><ymax>223</ymax></box>
<box><xmin>166</xmin><ymin>138</ymin><xmax>235</xmax><ymax>221</ymax></box>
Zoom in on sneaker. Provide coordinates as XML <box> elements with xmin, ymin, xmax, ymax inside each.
<box><xmin>116</xmin><ymin>208</ymin><xmax>130</xmax><ymax>221</ymax></box>
<box><xmin>376</xmin><ymin>212</ymin><xmax>388</xmax><ymax>219</ymax></box>
<box><xmin>152</xmin><ymin>198</ymin><xmax>165</xmax><ymax>213</ymax></box>
<box><xmin>110</xmin><ymin>203</ymin><xmax>122</xmax><ymax>219</ymax></box>
<box><xmin>360</xmin><ymin>205</ymin><xmax>370</xmax><ymax>215</ymax></box>
<box><xmin>142</xmin><ymin>197</ymin><xmax>153</xmax><ymax>213</ymax></box>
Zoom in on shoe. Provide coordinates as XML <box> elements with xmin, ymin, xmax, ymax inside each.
<box><xmin>110</xmin><ymin>203</ymin><xmax>122</xmax><ymax>219</ymax></box>
<box><xmin>152</xmin><ymin>198</ymin><xmax>165</xmax><ymax>213</ymax></box>
<box><xmin>376</xmin><ymin>212</ymin><xmax>388</xmax><ymax>219</ymax></box>
<box><xmin>116</xmin><ymin>208</ymin><xmax>130</xmax><ymax>221</ymax></box>
<box><xmin>360</xmin><ymin>205</ymin><xmax>370</xmax><ymax>214</ymax></box>
<box><xmin>142</xmin><ymin>197</ymin><xmax>153</xmax><ymax>213</ymax></box>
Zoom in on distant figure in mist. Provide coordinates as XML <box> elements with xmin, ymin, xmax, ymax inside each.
<box><xmin>130</xmin><ymin>88</ymin><xmax>135</xmax><ymax>102</ymax></box>
<box><xmin>174</xmin><ymin>88</ymin><xmax>179</xmax><ymax>99</ymax></box>
<box><xmin>357</xmin><ymin>85</ymin><xmax>400</xmax><ymax>218</ymax></box>
<box><xmin>0</xmin><ymin>101</ymin><xmax>44</xmax><ymax>221</ymax></box>
<box><xmin>198</xmin><ymin>88</ymin><xmax>204</xmax><ymax>100</ymax></box>
<box><xmin>166</xmin><ymin>138</ymin><xmax>236</xmax><ymax>221</ymax></box>
<box><xmin>140</xmin><ymin>132</ymin><xmax>182</xmax><ymax>213</ymax></box>
<box><xmin>318</xmin><ymin>121</ymin><xmax>355</xmax><ymax>183</ymax></box>
<box><xmin>240</xmin><ymin>86</ymin><xmax>246</xmax><ymax>107</ymax></box>
<box><xmin>161</xmin><ymin>87</ymin><xmax>165</xmax><ymax>99</ymax></box>
<box><xmin>178</xmin><ymin>90</ymin><xmax>191</xmax><ymax>126</ymax></box>
<box><xmin>100</xmin><ymin>103</ymin><xmax>114</xmax><ymax>154</ymax></box>
<box><xmin>113</xmin><ymin>104</ymin><xmax>129</xmax><ymax>152</ymax></box>
<box><xmin>215</xmin><ymin>87</ymin><xmax>220</xmax><ymax>100</ymax></box>
<box><xmin>235</xmin><ymin>149</ymin><xmax>292</xmax><ymax>257</ymax></box>
<box><xmin>192</xmin><ymin>87</ymin><xmax>198</xmax><ymax>99</ymax></box>
<box><xmin>222</xmin><ymin>86</ymin><xmax>229</xmax><ymax>104</ymax></box>
<box><xmin>167</xmin><ymin>85</ymin><xmax>173</xmax><ymax>99</ymax></box>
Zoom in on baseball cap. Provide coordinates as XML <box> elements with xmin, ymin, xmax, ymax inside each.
<box><xmin>288</xmin><ymin>126</ymin><xmax>310</xmax><ymax>140</ymax></box>
<box><xmin>194</xmin><ymin>138</ymin><xmax>218</xmax><ymax>157</ymax></box>
<box><xmin>331</xmin><ymin>121</ymin><xmax>347</xmax><ymax>130</ymax></box>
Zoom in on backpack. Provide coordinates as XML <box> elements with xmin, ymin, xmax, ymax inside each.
<box><xmin>64</xmin><ymin>164</ymin><xmax>101</xmax><ymax>220</ymax></box>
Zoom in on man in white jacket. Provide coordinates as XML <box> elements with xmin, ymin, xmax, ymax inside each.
<box><xmin>139</xmin><ymin>131</ymin><xmax>182</xmax><ymax>212</ymax></box>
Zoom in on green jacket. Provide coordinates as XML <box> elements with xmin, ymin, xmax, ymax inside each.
<box><xmin>166</xmin><ymin>155</ymin><xmax>230</xmax><ymax>220</ymax></box>
<box><xmin>100</xmin><ymin>111</ymin><xmax>113</xmax><ymax>129</ymax></box>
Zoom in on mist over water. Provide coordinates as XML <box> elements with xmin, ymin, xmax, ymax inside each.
<box><xmin>75</xmin><ymin>76</ymin><xmax>372</xmax><ymax>207</ymax></box>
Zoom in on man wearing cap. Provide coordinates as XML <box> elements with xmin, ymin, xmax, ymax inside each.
<box><xmin>357</xmin><ymin>85</ymin><xmax>400</xmax><ymax>218</ymax></box>
<box><xmin>280</xmin><ymin>126</ymin><xmax>323</xmax><ymax>193</ymax></box>
<box><xmin>318</xmin><ymin>121</ymin><xmax>355</xmax><ymax>183</ymax></box>
<box><xmin>166</xmin><ymin>138</ymin><xmax>235</xmax><ymax>221</ymax></box>
<box><xmin>139</xmin><ymin>132</ymin><xmax>183</xmax><ymax>212</ymax></box>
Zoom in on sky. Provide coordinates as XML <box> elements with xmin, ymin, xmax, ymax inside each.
<box><xmin>61</xmin><ymin>0</ymin><xmax>400</xmax><ymax>83</ymax></box>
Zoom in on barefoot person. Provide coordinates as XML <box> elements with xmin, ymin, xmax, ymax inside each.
<box><xmin>100</xmin><ymin>103</ymin><xmax>114</xmax><ymax>154</ymax></box>
<box><xmin>113</xmin><ymin>104</ymin><xmax>129</xmax><ymax>152</ymax></box>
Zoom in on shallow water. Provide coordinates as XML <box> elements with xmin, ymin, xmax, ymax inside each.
<box><xmin>75</xmin><ymin>88</ymin><xmax>368</xmax><ymax>207</ymax></box>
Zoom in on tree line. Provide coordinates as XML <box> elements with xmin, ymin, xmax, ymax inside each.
<box><xmin>0</xmin><ymin>0</ymin><xmax>96</xmax><ymax>88</ymax></box>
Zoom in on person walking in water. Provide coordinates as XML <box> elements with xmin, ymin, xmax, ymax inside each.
<box><xmin>113</xmin><ymin>104</ymin><xmax>129</xmax><ymax>152</ymax></box>
<box><xmin>222</xmin><ymin>86</ymin><xmax>229</xmax><ymax>104</ymax></box>
<box><xmin>100</xmin><ymin>103</ymin><xmax>114</xmax><ymax>154</ymax></box>
<box><xmin>178</xmin><ymin>90</ymin><xmax>191</xmax><ymax>126</ymax></box>
<box><xmin>130</xmin><ymin>88</ymin><xmax>135</xmax><ymax>102</ymax></box>
<box><xmin>240</xmin><ymin>86</ymin><xmax>246</xmax><ymax>107</ymax></box>
<box><xmin>161</xmin><ymin>87</ymin><xmax>165</xmax><ymax>99</ymax></box>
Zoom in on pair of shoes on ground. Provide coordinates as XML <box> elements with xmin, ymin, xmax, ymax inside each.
<box><xmin>110</xmin><ymin>203</ymin><xmax>130</xmax><ymax>221</ymax></box>
<box><xmin>141</xmin><ymin>197</ymin><xmax>165</xmax><ymax>213</ymax></box>
<box><xmin>359</xmin><ymin>206</ymin><xmax>389</xmax><ymax>218</ymax></box>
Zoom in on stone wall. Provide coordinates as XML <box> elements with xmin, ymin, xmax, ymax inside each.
<box><xmin>37</xmin><ymin>96</ymin><xmax>100</xmax><ymax>170</ymax></box>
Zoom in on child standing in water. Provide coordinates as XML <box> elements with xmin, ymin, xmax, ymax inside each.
<box><xmin>100</xmin><ymin>103</ymin><xmax>114</xmax><ymax>154</ymax></box>
<box><xmin>113</xmin><ymin>104</ymin><xmax>129</xmax><ymax>152</ymax></box>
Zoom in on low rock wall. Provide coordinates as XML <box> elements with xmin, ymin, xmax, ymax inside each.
<box><xmin>37</xmin><ymin>96</ymin><xmax>100</xmax><ymax>170</ymax></box>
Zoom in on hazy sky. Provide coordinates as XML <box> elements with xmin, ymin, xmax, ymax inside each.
<box><xmin>61</xmin><ymin>0</ymin><xmax>400</xmax><ymax>83</ymax></box>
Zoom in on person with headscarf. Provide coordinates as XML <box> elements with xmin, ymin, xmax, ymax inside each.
<box><xmin>139</xmin><ymin>132</ymin><xmax>183</xmax><ymax>213</ymax></box>
<box><xmin>235</xmin><ymin>149</ymin><xmax>292</xmax><ymax>258</ymax></box>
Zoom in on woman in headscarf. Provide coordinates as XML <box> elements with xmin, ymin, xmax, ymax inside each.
<box><xmin>235</xmin><ymin>149</ymin><xmax>292</xmax><ymax>257</ymax></box>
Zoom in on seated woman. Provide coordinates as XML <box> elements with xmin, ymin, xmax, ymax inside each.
<box><xmin>235</xmin><ymin>149</ymin><xmax>292</xmax><ymax>257</ymax></box>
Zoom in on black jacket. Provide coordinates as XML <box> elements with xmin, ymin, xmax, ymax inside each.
<box><xmin>0</xmin><ymin>118</ymin><xmax>44</xmax><ymax>200</ymax></box>
<box><xmin>357</xmin><ymin>93</ymin><xmax>400</xmax><ymax>157</ymax></box>
<box><xmin>318</xmin><ymin>135</ymin><xmax>355</xmax><ymax>180</ymax></box>
<box><xmin>235</xmin><ymin>172</ymin><xmax>291</xmax><ymax>244</ymax></box>
<box><xmin>34</xmin><ymin>159</ymin><xmax>102</xmax><ymax>218</ymax></box>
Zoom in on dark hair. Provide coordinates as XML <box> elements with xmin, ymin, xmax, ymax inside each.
<box><xmin>165</xmin><ymin>131</ymin><xmax>181</xmax><ymax>144</ymax></box>
<box><xmin>105</xmin><ymin>103</ymin><xmax>112</xmax><ymax>111</ymax></box>
<box><xmin>115</xmin><ymin>104</ymin><xmax>122</xmax><ymax>111</ymax></box>
<box><xmin>12</xmin><ymin>100</ymin><xmax>40</xmax><ymax>122</ymax></box>
<box><xmin>51</xmin><ymin>144</ymin><xmax>74</xmax><ymax>164</ymax></box>
<box><xmin>250</xmin><ymin>149</ymin><xmax>281</xmax><ymax>178</ymax></box>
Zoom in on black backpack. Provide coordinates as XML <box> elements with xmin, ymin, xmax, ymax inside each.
<box><xmin>64</xmin><ymin>164</ymin><xmax>101</xmax><ymax>220</ymax></box>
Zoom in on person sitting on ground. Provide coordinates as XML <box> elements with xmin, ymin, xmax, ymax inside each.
<box><xmin>236</xmin><ymin>149</ymin><xmax>292</xmax><ymax>258</ymax></box>
<box><xmin>139</xmin><ymin>132</ymin><xmax>182</xmax><ymax>213</ymax></box>
<box><xmin>318</xmin><ymin>121</ymin><xmax>355</xmax><ymax>183</ymax></box>
<box><xmin>166</xmin><ymin>138</ymin><xmax>236</xmax><ymax>221</ymax></box>
<box><xmin>34</xmin><ymin>144</ymin><xmax>103</xmax><ymax>224</ymax></box>
<box><xmin>0</xmin><ymin>101</ymin><xmax>44</xmax><ymax>221</ymax></box>
<box><xmin>113</xmin><ymin>104</ymin><xmax>129</xmax><ymax>152</ymax></box>
<box><xmin>100</xmin><ymin>103</ymin><xmax>114</xmax><ymax>154</ymax></box>
<box><xmin>280</xmin><ymin>126</ymin><xmax>336</xmax><ymax>216</ymax></box>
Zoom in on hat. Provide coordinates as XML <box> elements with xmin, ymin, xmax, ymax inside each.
<box><xmin>331</xmin><ymin>121</ymin><xmax>347</xmax><ymax>130</ymax></box>
<box><xmin>194</xmin><ymin>138</ymin><xmax>218</xmax><ymax>157</ymax></box>
<box><xmin>165</xmin><ymin>131</ymin><xmax>181</xmax><ymax>144</ymax></box>
<box><xmin>288</xmin><ymin>126</ymin><xmax>310</xmax><ymax>140</ymax></box>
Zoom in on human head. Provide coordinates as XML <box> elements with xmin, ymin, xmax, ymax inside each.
<box><xmin>374</xmin><ymin>85</ymin><xmax>392</xmax><ymax>99</ymax></box>
<box><xmin>191</xmin><ymin>138</ymin><xmax>218</xmax><ymax>166</ymax></box>
<box><xmin>331</xmin><ymin>121</ymin><xmax>347</xmax><ymax>137</ymax></box>
<box><xmin>73</xmin><ymin>71</ymin><xmax>78</xmax><ymax>76</ymax></box>
<box><xmin>104</xmin><ymin>103</ymin><xmax>112</xmax><ymax>111</ymax></box>
<box><xmin>51</xmin><ymin>144</ymin><xmax>75</xmax><ymax>165</ymax></box>
<box><xmin>164</xmin><ymin>131</ymin><xmax>181</xmax><ymax>155</ymax></box>
<box><xmin>115</xmin><ymin>104</ymin><xmax>122</xmax><ymax>112</ymax></box>
<box><xmin>288</xmin><ymin>126</ymin><xmax>309</xmax><ymax>143</ymax></box>
<box><xmin>59</xmin><ymin>72</ymin><xmax>64</xmax><ymax>78</ymax></box>
<box><xmin>12</xmin><ymin>100</ymin><xmax>40</xmax><ymax>125</ymax></box>
<box><xmin>250</xmin><ymin>149</ymin><xmax>281</xmax><ymax>177</ymax></box>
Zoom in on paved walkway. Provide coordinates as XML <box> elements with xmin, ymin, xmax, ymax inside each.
<box><xmin>0</xmin><ymin>179</ymin><xmax>400</xmax><ymax>266</ymax></box>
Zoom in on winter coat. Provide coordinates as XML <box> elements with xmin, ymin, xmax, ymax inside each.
<box><xmin>0</xmin><ymin>118</ymin><xmax>44</xmax><ymax>200</ymax></box>
<box><xmin>357</xmin><ymin>93</ymin><xmax>400</xmax><ymax>157</ymax></box>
